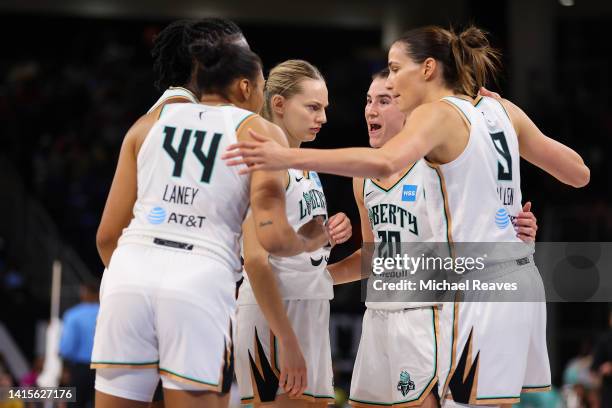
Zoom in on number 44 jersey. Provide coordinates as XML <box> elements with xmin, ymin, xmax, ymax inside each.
<box><xmin>123</xmin><ymin>103</ymin><xmax>257</xmax><ymax>274</ymax></box>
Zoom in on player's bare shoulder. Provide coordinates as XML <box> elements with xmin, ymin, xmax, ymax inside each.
<box><xmin>352</xmin><ymin>177</ymin><xmax>366</xmax><ymax>203</ymax></box>
<box><xmin>236</xmin><ymin>114</ymin><xmax>289</xmax><ymax>148</ymax></box>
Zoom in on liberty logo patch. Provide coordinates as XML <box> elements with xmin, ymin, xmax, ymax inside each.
<box><xmin>397</xmin><ymin>370</ymin><xmax>415</xmax><ymax>396</ymax></box>
<box><xmin>402</xmin><ymin>185</ymin><xmax>418</xmax><ymax>202</ymax></box>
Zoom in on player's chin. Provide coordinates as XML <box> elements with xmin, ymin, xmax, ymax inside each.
<box><xmin>368</xmin><ymin>135</ymin><xmax>383</xmax><ymax>148</ymax></box>
<box><xmin>303</xmin><ymin>131</ymin><xmax>317</xmax><ymax>142</ymax></box>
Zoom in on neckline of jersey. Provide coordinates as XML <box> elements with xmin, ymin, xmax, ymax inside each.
<box><xmin>168</xmin><ymin>86</ymin><xmax>198</xmax><ymax>102</ymax></box>
<box><xmin>368</xmin><ymin>162</ymin><xmax>417</xmax><ymax>193</ymax></box>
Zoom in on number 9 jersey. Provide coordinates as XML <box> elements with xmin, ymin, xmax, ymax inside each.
<box><xmin>123</xmin><ymin>103</ymin><xmax>257</xmax><ymax>277</ymax></box>
<box><xmin>423</xmin><ymin>96</ymin><xmax>533</xmax><ymax>263</ymax></box>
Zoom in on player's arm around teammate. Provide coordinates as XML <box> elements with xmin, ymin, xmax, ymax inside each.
<box><xmin>222</xmin><ymin>42</ymin><xmax>589</xmax><ymax>189</ymax></box>
<box><xmin>326</xmin><ymin>174</ymin><xmax>539</xmax><ymax>285</ymax></box>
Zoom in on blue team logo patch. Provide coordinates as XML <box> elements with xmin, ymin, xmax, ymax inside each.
<box><xmin>309</xmin><ymin>171</ymin><xmax>322</xmax><ymax>188</ymax></box>
<box><xmin>148</xmin><ymin>206</ymin><xmax>167</xmax><ymax>225</ymax></box>
<box><xmin>402</xmin><ymin>185</ymin><xmax>418</xmax><ymax>202</ymax></box>
<box><xmin>495</xmin><ymin>208</ymin><xmax>510</xmax><ymax>229</ymax></box>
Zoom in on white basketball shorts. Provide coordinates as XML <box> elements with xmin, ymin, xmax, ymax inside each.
<box><xmin>91</xmin><ymin>237</ymin><xmax>236</xmax><ymax>400</ymax></box>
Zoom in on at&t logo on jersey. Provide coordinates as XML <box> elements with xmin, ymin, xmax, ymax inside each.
<box><xmin>402</xmin><ymin>185</ymin><xmax>418</xmax><ymax>202</ymax></box>
<box><xmin>148</xmin><ymin>207</ymin><xmax>167</xmax><ymax>224</ymax></box>
<box><xmin>495</xmin><ymin>208</ymin><xmax>510</xmax><ymax>229</ymax></box>
<box><xmin>147</xmin><ymin>205</ymin><xmax>206</xmax><ymax>228</ymax></box>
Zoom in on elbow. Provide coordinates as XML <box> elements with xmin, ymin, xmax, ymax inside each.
<box><xmin>96</xmin><ymin>227</ymin><xmax>117</xmax><ymax>255</ymax></box>
<box><xmin>257</xmin><ymin>236</ymin><xmax>288</xmax><ymax>257</ymax></box>
<box><xmin>264</xmin><ymin>242</ymin><xmax>293</xmax><ymax>257</ymax></box>
<box><xmin>570</xmin><ymin>164</ymin><xmax>590</xmax><ymax>188</ymax></box>
<box><xmin>243</xmin><ymin>255</ymin><xmax>269</xmax><ymax>276</ymax></box>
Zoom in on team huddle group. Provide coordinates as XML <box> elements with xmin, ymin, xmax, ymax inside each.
<box><xmin>89</xmin><ymin>18</ymin><xmax>590</xmax><ymax>408</ymax></box>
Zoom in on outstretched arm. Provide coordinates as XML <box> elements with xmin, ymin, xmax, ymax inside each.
<box><xmin>502</xmin><ymin>99</ymin><xmax>590</xmax><ymax>188</ymax></box>
<box><xmin>224</xmin><ymin>102</ymin><xmax>454</xmax><ymax>179</ymax></box>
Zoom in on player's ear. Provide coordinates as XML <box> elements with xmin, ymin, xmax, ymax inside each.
<box><xmin>423</xmin><ymin>57</ymin><xmax>437</xmax><ymax>81</ymax></box>
<box><xmin>271</xmin><ymin>94</ymin><xmax>285</xmax><ymax>116</ymax></box>
<box><xmin>238</xmin><ymin>78</ymin><xmax>251</xmax><ymax>101</ymax></box>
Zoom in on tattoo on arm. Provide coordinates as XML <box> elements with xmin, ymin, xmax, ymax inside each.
<box><xmin>259</xmin><ymin>220</ymin><xmax>273</xmax><ymax>227</ymax></box>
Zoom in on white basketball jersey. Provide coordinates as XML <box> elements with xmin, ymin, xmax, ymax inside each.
<box><xmin>147</xmin><ymin>87</ymin><xmax>198</xmax><ymax>113</ymax></box>
<box><xmin>423</xmin><ymin>96</ymin><xmax>533</xmax><ymax>263</ymax></box>
<box><xmin>123</xmin><ymin>103</ymin><xmax>257</xmax><ymax>276</ymax></box>
<box><xmin>363</xmin><ymin>160</ymin><xmax>442</xmax><ymax>310</ymax></box>
<box><xmin>238</xmin><ymin>169</ymin><xmax>333</xmax><ymax>304</ymax></box>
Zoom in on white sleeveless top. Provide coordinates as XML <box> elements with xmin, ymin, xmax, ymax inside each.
<box><xmin>422</xmin><ymin>96</ymin><xmax>533</xmax><ymax>264</ymax></box>
<box><xmin>363</xmin><ymin>160</ymin><xmax>443</xmax><ymax>310</ymax></box>
<box><xmin>238</xmin><ymin>169</ymin><xmax>334</xmax><ymax>304</ymax></box>
<box><xmin>147</xmin><ymin>87</ymin><xmax>198</xmax><ymax>113</ymax></box>
<box><xmin>122</xmin><ymin>102</ymin><xmax>257</xmax><ymax>278</ymax></box>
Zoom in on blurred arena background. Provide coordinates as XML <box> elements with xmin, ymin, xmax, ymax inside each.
<box><xmin>0</xmin><ymin>0</ymin><xmax>610</xmax><ymax>406</ymax></box>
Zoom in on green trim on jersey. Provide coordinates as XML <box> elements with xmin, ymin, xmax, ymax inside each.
<box><xmin>285</xmin><ymin>170</ymin><xmax>291</xmax><ymax>191</ymax></box>
<box><xmin>368</xmin><ymin>163</ymin><xmax>417</xmax><ymax>193</ymax></box>
<box><xmin>235</xmin><ymin>113</ymin><xmax>258</xmax><ymax>131</ymax></box>
<box><xmin>493</xmin><ymin>98</ymin><xmax>512</xmax><ymax>122</ymax></box>
<box><xmin>362</xmin><ymin>178</ymin><xmax>367</xmax><ymax>200</ymax></box>
<box><xmin>522</xmin><ymin>385</ymin><xmax>552</xmax><ymax>389</ymax></box>
<box><xmin>91</xmin><ymin>360</ymin><xmax>159</xmax><ymax>366</ymax></box>
<box><xmin>302</xmin><ymin>392</ymin><xmax>336</xmax><ymax>399</ymax></box>
<box><xmin>159</xmin><ymin>367</ymin><xmax>219</xmax><ymax>386</ymax></box>
<box><xmin>158</xmin><ymin>104</ymin><xmax>170</xmax><ymax>119</ymax></box>
<box><xmin>477</xmin><ymin>395</ymin><xmax>521</xmax><ymax>400</ymax></box>
<box><xmin>444</xmin><ymin>96</ymin><xmax>472</xmax><ymax>124</ymax></box>
<box><xmin>273</xmin><ymin>335</ymin><xmax>280</xmax><ymax>373</ymax></box>
<box><xmin>429</xmin><ymin>166</ymin><xmax>453</xmax><ymax>257</ymax></box>
<box><xmin>167</xmin><ymin>86</ymin><xmax>198</xmax><ymax>102</ymax></box>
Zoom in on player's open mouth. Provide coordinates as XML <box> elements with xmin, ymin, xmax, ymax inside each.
<box><xmin>369</xmin><ymin>124</ymin><xmax>382</xmax><ymax>131</ymax></box>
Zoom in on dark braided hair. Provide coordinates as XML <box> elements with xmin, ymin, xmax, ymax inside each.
<box><xmin>191</xmin><ymin>36</ymin><xmax>262</xmax><ymax>99</ymax></box>
<box><xmin>151</xmin><ymin>18</ymin><xmax>244</xmax><ymax>92</ymax></box>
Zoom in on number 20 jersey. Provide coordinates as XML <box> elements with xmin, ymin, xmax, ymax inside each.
<box><xmin>123</xmin><ymin>103</ymin><xmax>257</xmax><ymax>276</ymax></box>
<box><xmin>363</xmin><ymin>160</ymin><xmax>441</xmax><ymax>310</ymax></box>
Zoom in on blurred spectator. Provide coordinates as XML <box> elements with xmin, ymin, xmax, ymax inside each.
<box><xmin>0</xmin><ymin>373</ymin><xmax>24</xmax><ymax>408</ymax></box>
<box><xmin>515</xmin><ymin>388</ymin><xmax>563</xmax><ymax>408</ymax></box>
<box><xmin>59</xmin><ymin>282</ymin><xmax>99</xmax><ymax>408</ymax></box>
<box><xmin>591</xmin><ymin>312</ymin><xmax>612</xmax><ymax>408</ymax></box>
<box><xmin>0</xmin><ymin>356</ymin><xmax>24</xmax><ymax>408</ymax></box>
<box><xmin>18</xmin><ymin>356</ymin><xmax>43</xmax><ymax>387</ymax></box>
<box><xmin>562</xmin><ymin>340</ymin><xmax>598</xmax><ymax>408</ymax></box>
